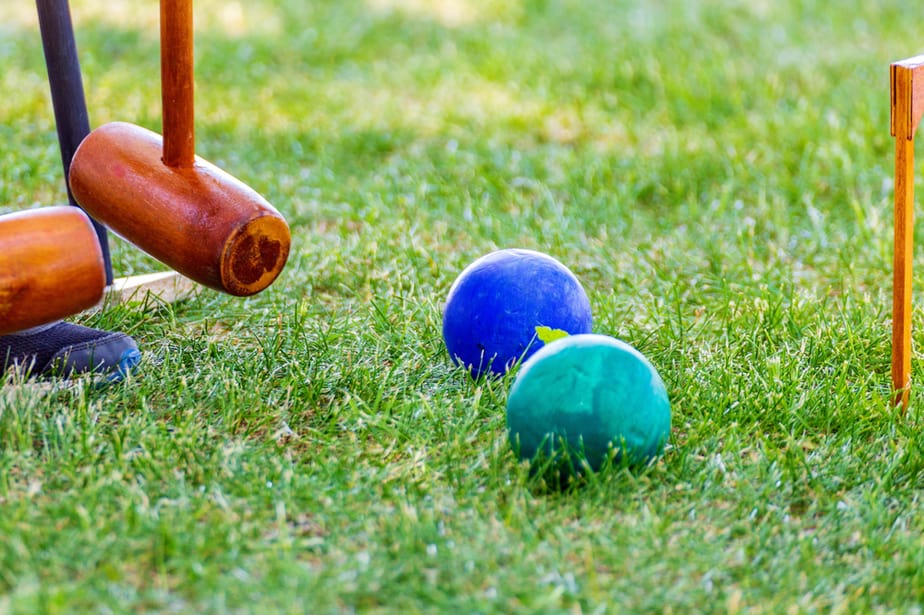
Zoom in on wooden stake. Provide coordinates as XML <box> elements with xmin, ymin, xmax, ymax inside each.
<box><xmin>890</xmin><ymin>56</ymin><xmax>924</xmax><ymax>409</ymax></box>
<box><xmin>105</xmin><ymin>271</ymin><xmax>198</xmax><ymax>305</ymax></box>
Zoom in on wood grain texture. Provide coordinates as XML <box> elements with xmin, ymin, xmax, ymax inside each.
<box><xmin>69</xmin><ymin>122</ymin><xmax>290</xmax><ymax>296</ymax></box>
<box><xmin>891</xmin><ymin>56</ymin><xmax>924</xmax><ymax>140</ymax></box>
<box><xmin>890</xmin><ymin>59</ymin><xmax>924</xmax><ymax>409</ymax></box>
<box><xmin>161</xmin><ymin>0</ymin><xmax>195</xmax><ymax>167</ymax></box>
<box><xmin>0</xmin><ymin>206</ymin><xmax>105</xmax><ymax>334</ymax></box>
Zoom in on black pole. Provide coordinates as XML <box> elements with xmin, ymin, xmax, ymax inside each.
<box><xmin>35</xmin><ymin>0</ymin><xmax>113</xmax><ymax>284</ymax></box>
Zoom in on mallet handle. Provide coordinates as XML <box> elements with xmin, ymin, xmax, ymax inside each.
<box><xmin>161</xmin><ymin>0</ymin><xmax>195</xmax><ymax>167</ymax></box>
<box><xmin>0</xmin><ymin>207</ymin><xmax>106</xmax><ymax>335</ymax></box>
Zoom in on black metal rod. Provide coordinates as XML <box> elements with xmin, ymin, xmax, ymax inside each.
<box><xmin>36</xmin><ymin>0</ymin><xmax>113</xmax><ymax>284</ymax></box>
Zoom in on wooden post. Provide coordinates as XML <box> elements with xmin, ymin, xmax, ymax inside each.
<box><xmin>891</xmin><ymin>56</ymin><xmax>924</xmax><ymax>409</ymax></box>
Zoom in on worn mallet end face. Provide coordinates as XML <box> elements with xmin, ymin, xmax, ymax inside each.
<box><xmin>221</xmin><ymin>213</ymin><xmax>290</xmax><ymax>296</ymax></box>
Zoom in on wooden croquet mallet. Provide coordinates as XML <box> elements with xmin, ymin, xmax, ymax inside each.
<box><xmin>69</xmin><ymin>0</ymin><xmax>290</xmax><ymax>297</ymax></box>
<box><xmin>0</xmin><ymin>207</ymin><xmax>106</xmax><ymax>335</ymax></box>
<box><xmin>890</xmin><ymin>56</ymin><xmax>924</xmax><ymax>408</ymax></box>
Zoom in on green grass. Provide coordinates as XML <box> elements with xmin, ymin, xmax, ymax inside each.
<box><xmin>2</xmin><ymin>0</ymin><xmax>924</xmax><ymax>612</ymax></box>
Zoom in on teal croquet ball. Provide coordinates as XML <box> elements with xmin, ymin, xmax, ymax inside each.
<box><xmin>506</xmin><ymin>334</ymin><xmax>671</xmax><ymax>477</ymax></box>
<box><xmin>442</xmin><ymin>249</ymin><xmax>593</xmax><ymax>378</ymax></box>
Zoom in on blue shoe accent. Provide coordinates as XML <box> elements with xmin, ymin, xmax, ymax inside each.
<box><xmin>109</xmin><ymin>347</ymin><xmax>142</xmax><ymax>382</ymax></box>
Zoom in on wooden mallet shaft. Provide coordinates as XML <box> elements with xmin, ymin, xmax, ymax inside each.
<box><xmin>890</xmin><ymin>56</ymin><xmax>924</xmax><ymax>409</ymax></box>
<box><xmin>0</xmin><ymin>206</ymin><xmax>106</xmax><ymax>335</ymax></box>
<box><xmin>161</xmin><ymin>0</ymin><xmax>195</xmax><ymax>168</ymax></box>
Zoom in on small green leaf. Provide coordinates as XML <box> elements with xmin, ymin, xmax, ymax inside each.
<box><xmin>535</xmin><ymin>326</ymin><xmax>570</xmax><ymax>344</ymax></box>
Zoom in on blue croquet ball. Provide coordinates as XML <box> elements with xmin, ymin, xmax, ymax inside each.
<box><xmin>442</xmin><ymin>249</ymin><xmax>593</xmax><ymax>377</ymax></box>
<box><xmin>506</xmin><ymin>334</ymin><xmax>671</xmax><ymax>480</ymax></box>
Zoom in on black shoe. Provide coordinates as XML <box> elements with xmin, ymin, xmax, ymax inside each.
<box><xmin>0</xmin><ymin>321</ymin><xmax>141</xmax><ymax>382</ymax></box>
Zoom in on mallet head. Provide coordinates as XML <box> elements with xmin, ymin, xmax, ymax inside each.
<box><xmin>0</xmin><ymin>206</ymin><xmax>106</xmax><ymax>334</ymax></box>
<box><xmin>69</xmin><ymin>122</ymin><xmax>290</xmax><ymax>297</ymax></box>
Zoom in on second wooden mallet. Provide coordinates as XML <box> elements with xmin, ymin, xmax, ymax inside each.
<box><xmin>0</xmin><ymin>206</ymin><xmax>106</xmax><ymax>335</ymax></box>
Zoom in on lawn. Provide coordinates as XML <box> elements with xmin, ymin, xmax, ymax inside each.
<box><xmin>2</xmin><ymin>0</ymin><xmax>924</xmax><ymax>612</ymax></box>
